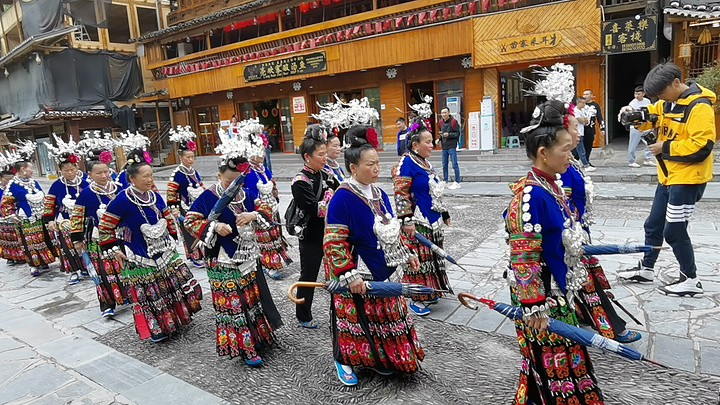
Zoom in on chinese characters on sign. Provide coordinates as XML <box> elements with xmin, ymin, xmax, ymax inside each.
<box><xmin>498</xmin><ymin>32</ymin><xmax>562</xmax><ymax>54</ymax></box>
<box><xmin>244</xmin><ymin>51</ymin><xmax>327</xmax><ymax>82</ymax></box>
<box><xmin>601</xmin><ymin>15</ymin><xmax>657</xmax><ymax>54</ymax></box>
<box><xmin>292</xmin><ymin>96</ymin><xmax>306</xmax><ymax>114</ymax></box>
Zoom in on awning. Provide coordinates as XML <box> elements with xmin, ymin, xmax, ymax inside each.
<box><xmin>0</xmin><ymin>26</ymin><xmax>78</xmax><ymax>69</ymax></box>
<box><xmin>664</xmin><ymin>1</ymin><xmax>720</xmax><ymax>19</ymax></box>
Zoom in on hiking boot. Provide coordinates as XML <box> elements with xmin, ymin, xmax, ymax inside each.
<box><xmin>617</xmin><ymin>261</ymin><xmax>654</xmax><ymax>283</ymax></box>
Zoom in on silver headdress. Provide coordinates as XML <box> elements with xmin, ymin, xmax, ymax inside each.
<box><xmin>78</xmin><ymin>131</ymin><xmax>117</xmax><ymax>163</ymax></box>
<box><xmin>11</xmin><ymin>140</ymin><xmax>37</xmax><ymax>162</ymax></box>
<box><xmin>169</xmin><ymin>125</ymin><xmax>198</xmax><ymax>152</ymax></box>
<box><xmin>45</xmin><ymin>134</ymin><xmax>82</xmax><ymax>165</ymax></box>
<box><xmin>119</xmin><ymin>131</ymin><xmax>151</xmax><ymax>154</ymax></box>
<box><xmin>313</xmin><ymin>94</ymin><xmax>379</xmax><ymax>129</ymax></box>
<box><xmin>408</xmin><ymin>94</ymin><xmax>434</xmax><ymax>119</ymax></box>
<box><xmin>519</xmin><ymin>63</ymin><xmax>576</xmax><ymax>134</ymax></box>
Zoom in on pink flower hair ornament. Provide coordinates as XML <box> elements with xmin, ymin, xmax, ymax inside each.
<box><xmin>408</xmin><ymin>122</ymin><xmax>421</xmax><ymax>132</ymax></box>
<box><xmin>186</xmin><ymin>140</ymin><xmax>196</xmax><ymax>151</ymax></box>
<box><xmin>98</xmin><ymin>151</ymin><xmax>113</xmax><ymax>164</ymax></box>
<box><xmin>143</xmin><ymin>151</ymin><xmax>152</xmax><ymax>163</ymax></box>
<box><xmin>67</xmin><ymin>154</ymin><xmax>79</xmax><ymax>164</ymax></box>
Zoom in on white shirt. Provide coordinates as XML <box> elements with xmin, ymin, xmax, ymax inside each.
<box><xmin>629</xmin><ymin>97</ymin><xmax>651</xmax><ymax>109</ymax></box>
<box><xmin>574</xmin><ymin>107</ymin><xmax>586</xmax><ymax>136</ymax></box>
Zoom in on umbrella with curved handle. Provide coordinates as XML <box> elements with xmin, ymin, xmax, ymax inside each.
<box><xmin>288</xmin><ymin>280</ymin><xmax>443</xmax><ymax>304</ymax></box>
<box><xmin>457</xmin><ymin>292</ymin><xmax>666</xmax><ymax>368</ymax></box>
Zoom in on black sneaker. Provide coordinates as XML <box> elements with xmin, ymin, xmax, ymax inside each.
<box><xmin>617</xmin><ymin>261</ymin><xmax>654</xmax><ymax>283</ymax></box>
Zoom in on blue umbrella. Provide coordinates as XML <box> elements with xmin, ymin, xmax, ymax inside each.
<box><xmin>208</xmin><ymin>170</ymin><xmax>249</xmax><ymax>222</ymax></box>
<box><xmin>414</xmin><ymin>233</ymin><xmax>468</xmax><ymax>272</ymax></box>
<box><xmin>288</xmin><ymin>280</ymin><xmax>443</xmax><ymax>304</ymax></box>
<box><xmin>582</xmin><ymin>244</ymin><xmax>661</xmax><ymax>256</ymax></box>
<box><xmin>457</xmin><ymin>292</ymin><xmax>666</xmax><ymax>368</ymax></box>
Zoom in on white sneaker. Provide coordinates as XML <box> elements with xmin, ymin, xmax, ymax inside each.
<box><xmin>584</xmin><ymin>166</ymin><xmax>596</xmax><ymax>172</ymax></box>
<box><xmin>628</xmin><ymin>162</ymin><xmax>641</xmax><ymax>168</ymax></box>
<box><xmin>658</xmin><ymin>276</ymin><xmax>703</xmax><ymax>297</ymax></box>
<box><xmin>448</xmin><ymin>182</ymin><xmax>460</xmax><ymax>190</ymax></box>
<box><xmin>643</xmin><ymin>160</ymin><xmax>657</xmax><ymax>167</ymax></box>
<box><xmin>617</xmin><ymin>261</ymin><xmax>654</xmax><ymax>283</ymax></box>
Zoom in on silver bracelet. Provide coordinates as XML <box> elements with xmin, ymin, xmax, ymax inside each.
<box><xmin>339</xmin><ymin>269</ymin><xmax>361</xmax><ymax>287</ymax></box>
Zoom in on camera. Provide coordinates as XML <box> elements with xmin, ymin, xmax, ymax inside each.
<box><xmin>620</xmin><ymin>107</ymin><xmax>658</xmax><ymax>128</ymax></box>
<box><xmin>620</xmin><ymin>107</ymin><xmax>659</xmax><ymax>145</ymax></box>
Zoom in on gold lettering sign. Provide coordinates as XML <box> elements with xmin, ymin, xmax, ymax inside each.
<box><xmin>498</xmin><ymin>32</ymin><xmax>562</xmax><ymax>54</ymax></box>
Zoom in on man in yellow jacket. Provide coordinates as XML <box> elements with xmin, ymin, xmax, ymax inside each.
<box><xmin>617</xmin><ymin>62</ymin><xmax>715</xmax><ymax>297</ymax></box>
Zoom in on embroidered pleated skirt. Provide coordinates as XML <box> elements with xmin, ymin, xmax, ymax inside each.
<box><xmin>52</xmin><ymin>223</ymin><xmax>85</xmax><ymax>273</ymax></box>
<box><xmin>122</xmin><ymin>251</ymin><xmax>202</xmax><ymax>340</ymax></box>
<box><xmin>330</xmin><ymin>286</ymin><xmax>424</xmax><ymax>373</ymax></box>
<box><xmin>205</xmin><ymin>258</ymin><xmax>277</xmax><ymax>359</ymax></box>
<box><xmin>510</xmin><ymin>287</ymin><xmax>604</xmax><ymax>405</ymax></box>
<box><xmin>256</xmin><ymin>216</ymin><xmax>293</xmax><ymax>272</ymax></box>
<box><xmin>0</xmin><ymin>221</ymin><xmax>24</xmax><ymax>262</ymax></box>
<box><xmin>86</xmin><ymin>241</ymin><xmax>131</xmax><ymax>311</ymax></box>
<box><xmin>18</xmin><ymin>218</ymin><xmax>55</xmax><ymax>267</ymax></box>
<box><xmin>401</xmin><ymin>221</ymin><xmax>452</xmax><ymax>301</ymax></box>
<box><xmin>574</xmin><ymin>255</ymin><xmax>626</xmax><ymax>340</ymax></box>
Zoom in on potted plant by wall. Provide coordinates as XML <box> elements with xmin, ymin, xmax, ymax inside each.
<box><xmin>693</xmin><ymin>62</ymin><xmax>720</xmax><ymax>114</ymax></box>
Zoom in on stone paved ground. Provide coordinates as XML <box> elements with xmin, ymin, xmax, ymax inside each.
<box><xmin>4</xmin><ymin>175</ymin><xmax>720</xmax><ymax>403</ymax></box>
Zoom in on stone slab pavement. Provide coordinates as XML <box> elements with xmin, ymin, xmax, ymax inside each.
<box><xmin>427</xmin><ymin>217</ymin><xmax>720</xmax><ymax>376</ymax></box>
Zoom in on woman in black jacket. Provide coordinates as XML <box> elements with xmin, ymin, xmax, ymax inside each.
<box><xmin>291</xmin><ymin>125</ymin><xmax>340</xmax><ymax>328</ymax></box>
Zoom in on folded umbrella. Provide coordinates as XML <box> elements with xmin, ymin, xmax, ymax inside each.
<box><xmin>288</xmin><ymin>280</ymin><xmax>443</xmax><ymax>304</ymax></box>
<box><xmin>208</xmin><ymin>169</ymin><xmax>249</xmax><ymax>222</ymax></box>
<box><xmin>414</xmin><ymin>233</ymin><xmax>468</xmax><ymax>272</ymax></box>
<box><xmin>457</xmin><ymin>292</ymin><xmax>666</xmax><ymax>368</ymax></box>
<box><xmin>582</xmin><ymin>244</ymin><xmax>662</xmax><ymax>256</ymax></box>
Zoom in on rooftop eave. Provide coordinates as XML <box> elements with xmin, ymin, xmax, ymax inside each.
<box><xmin>0</xmin><ymin>26</ymin><xmax>78</xmax><ymax>69</ymax></box>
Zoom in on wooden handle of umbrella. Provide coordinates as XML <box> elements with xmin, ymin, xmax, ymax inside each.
<box><xmin>457</xmin><ymin>292</ymin><xmax>480</xmax><ymax>310</ymax></box>
<box><xmin>288</xmin><ymin>282</ymin><xmax>325</xmax><ymax>304</ymax></box>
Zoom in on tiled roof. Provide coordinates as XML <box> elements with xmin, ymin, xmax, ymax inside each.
<box><xmin>131</xmin><ymin>0</ymin><xmax>271</xmax><ymax>43</ymax></box>
<box><xmin>664</xmin><ymin>0</ymin><xmax>720</xmax><ymax>19</ymax></box>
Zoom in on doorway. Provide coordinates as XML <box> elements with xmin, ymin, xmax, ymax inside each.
<box><xmin>406</xmin><ymin>81</ymin><xmax>435</xmax><ymax>138</ymax></box>
<box><xmin>606</xmin><ymin>52</ymin><xmax>651</xmax><ymax>143</ymax></box>
<box><xmin>194</xmin><ymin>106</ymin><xmax>220</xmax><ymax>156</ymax></box>
<box><xmin>239</xmin><ymin>99</ymin><xmax>291</xmax><ymax>153</ymax></box>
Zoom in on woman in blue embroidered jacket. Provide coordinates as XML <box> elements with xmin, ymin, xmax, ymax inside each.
<box><xmin>0</xmin><ymin>143</ymin><xmax>56</xmax><ymax>277</ymax></box>
<box><xmin>561</xmin><ymin>113</ymin><xmax>641</xmax><ymax>344</ymax></box>
<box><xmin>324</xmin><ymin>125</ymin><xmax>423</xmax><ymax>387</ymax></box>
<box><xmin>393</xmin><ymin>118</ymin><xmax>452</xmax><ymax>316</ymax></box>
<box><xmin>98</xmin><ymin>149</ymin><xmax>201</xmax><ymax>342</ymax></box>
<box><xmin>505</xmin><ymin>101</ymin><xmax>603</xmax><ymax>405</ymax></box>
<box><xmin>184</xmin><ymin>140</ymin><xmax>282</xmax><ymax>367</ymax></box>
<box><xmin>166</xmin><ymin>126</ymin><xmax>204</xmax><ymax>264</ymax></box>
<box><xmin>71</xmin><ymin>143</ymin><xmax>130</xmax><ymax>318</ymax></box>
<box><xmin>43</xmin><ymin>136</ymin><xmax>88</xmax><ymax>284</ymax></box>
<box><xmin>241</xmin><ymin>121</ymin><xmax>292</xmax><ymax>280</ymax></box>
<box><xmin>291</xmin><ymin>124</ymin><xmax>340</xmax><ymax>329</ymax></box>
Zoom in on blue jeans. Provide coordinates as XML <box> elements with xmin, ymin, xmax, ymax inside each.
<box><xmin>641</xmin><ymin>183</ymin><xmax>706</xmax><ymax>278</ymax></box>
<box><xmin>628</xmin><ymin>128</ymin><xmax>653</xmax><ymax>163</ymax></box>
<box><xmin>573</xmin><ymin>136</ymin><xmax>589</xmax><ymax>166</ymax></box>
<box><xmin>264</xmin><ymin>147</ymin><xmax>272</xmax><ymax>172</ymax></box>
<box><xmin>441</xmin><ymin>148</ymin><xmax>460</xmax><ymax>182</ymax></box>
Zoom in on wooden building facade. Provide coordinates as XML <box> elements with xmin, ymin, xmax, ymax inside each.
<box><xmin>138</xmin><ymin>0</ymin><xmax>605</xmax><ymax>153</ymax></box>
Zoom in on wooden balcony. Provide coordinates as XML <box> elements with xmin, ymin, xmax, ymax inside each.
<box><xmin>169</xmin><ymin>0</ymin><xmax>264</xmax><ymax>25</ymax></box>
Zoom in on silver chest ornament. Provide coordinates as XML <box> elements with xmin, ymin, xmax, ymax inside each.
<box><xmin>91</xmin><ymin>203</ymin><xmax>108</xmax><ymax>240</ymax></box>
<box><xmin>256</xmin><ymin>180</ymin><xmax>278</xmax><ymax>214</ymax></box>
<box><xmin>187</xmin><ymin>184</ymin><xmax>204</xmax><ymax>202</ymax></box>
<box><xmin>140</xmin><ymin>220</ymin><xmax>172</xmax><ymax>257</ymax></box>
<box><xmin>62</xmin><ymin>195</ymin><xmax>76</xmax><ymax>212</ymax></box>
<box><xmin>373</xmin><ymin>213</ymin><xmax>412</xmax><ymax>268</ymax></box>
<box><xmin>26</xmin><ymin>190</ymin><xmax>45</xmax><ymax>216</ymax></box>
<box><xmin>428</xmin><ymin>175</ymin><xmax>447</xmax><ymax>212</ymax></box>
<box><xmin>232</xmin><ymin>223</ymin><xmax>259</xmax><ymax>263</ymax></box>
<box><xmin>561</xmin><ymin>219</ymin><xmax>590</xmax><ymax>307</ymax></box>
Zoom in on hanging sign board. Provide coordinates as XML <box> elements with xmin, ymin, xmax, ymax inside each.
<box><xmin>601</xmin><ymin>15</ymin><xmax>657</xmax><ymax>54</ymax></box>
<box><xmin>244</xmin><ymin>51</ymin><xmax>327</xmax><ymax>82</ymax></box>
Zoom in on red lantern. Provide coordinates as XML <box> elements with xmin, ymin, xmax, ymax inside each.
<box><xmin>223</xmin><ymin>25</ymin><xmax>232</xmax><ymax>32</ymax></box>
<box><xmin>442</xmin><ymin>7</ymin><xmax>450</xmax><ymax>19</ymax></box>
<box><xmin>299</xmin><ymin>3</ymin><xmax>310</xmax><ymax>13</ymax></box>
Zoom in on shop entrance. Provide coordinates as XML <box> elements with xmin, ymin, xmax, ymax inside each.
<box><xmin>239</xmin><ymin>99</ymin><xmax>293</xmax><ymax>152</ymax></box>
<box><xmin>194</xmin><ymin>106</ymin><xmax>221</xmax><ymax>156</ymax></box>
<box><xmin>406</xmin><ymin>81</ymin><xmax>435</xmax><ymax>136</ymax></box>
<box><xmin>606</xmin><ymin>52</ymin><xmax>651</xmax><ymax>143</ymax></box>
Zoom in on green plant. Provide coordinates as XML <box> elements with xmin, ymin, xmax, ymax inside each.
<box><xmin>694</xmin><ymin>62</ymin><xmax>720</xmax><ymax>113</ymax></box>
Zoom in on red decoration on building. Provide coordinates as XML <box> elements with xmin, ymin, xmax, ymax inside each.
<box><xmin>418</xmin><ymin>11</ymin><xmax>426</xmax><ymax>24</ymax></box>
<box><xmin>375</xmin><ymin>21</ymin><xmax>383</xmax><ymax>33</ymax></box>
<box><xmin>383</xmin><ymin>19</ymin><xmax>392</xmax><ymax>30</ymax></box>
<box><xmin>394</xmin><ymin>16</ymin><xmax>404</xmax><ymax>27</ymax></box>
<box><xmin>364</xmin><ymin>23</ymin><xmax>372</xmax><ymax>34</ymax></box>
<box><xmin>442</xmin><ymin>7</ymin><xmax>450</xmax><ymax>19</ymax></box>
<box><xmin>406</xmin><ymin>14</ymin><xmax>415</xmax><ymax>25</ymax></box>
<box><xmin>468</xmin><ymin>1</ymin><xmax>476</xmax><ymax>14</ymax></box>
<box><xmin>430</xmin><ymin>9</ymin><xmax>439</xmax><ymax>22</ymax></box>
<box><xmin>455</xmin><ymin>4</ymin><xmax>463</xmax><ymax>16</ymax></box>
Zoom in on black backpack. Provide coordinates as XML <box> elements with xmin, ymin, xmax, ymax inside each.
<box><xmin>284</xmin><ymin>174</ymin><xmax>324</xmax><ymax>237</ymax></box>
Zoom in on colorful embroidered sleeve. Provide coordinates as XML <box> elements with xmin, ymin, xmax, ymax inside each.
<box><xmin>70</xmin><ymin>203</ymin><xmax>87</xmax><ymax>243</ymax></box>
<box><xmin>393</xmin><ymin>157</ymin><xmax>415</xmax><ymax>219</ymax></box>
<box><xmin>505</xmin><ymin>181</ymin><xmax>547</xmax><ymax>316</ymax></box>
<box><xmin>98</xmin><ymin>210</ymin><xmax>121</xmax><ymax>252</ymax></box>
<box><xmin>185</xmin><ymin>191</ymin><xmax>214</xmax><ymax>249</ymax></box>
<box><xmin>166</xmin><ymin>180</ymin><xmax>180</xmax><ymax>209</ymax></box>
<box><xmin>0</xmin><ymin>194</ymin><xmax>16</xmax><ymax>217</ymax></box>
<box><xmin>323</xmin><ymin>194</ymin><xmax>355</xmax><ymax>277</ymax></box>
<box><xmin>43</xmin><ymin>193</ymin><xmax>57</xmax><ymax>223</ymax></box>
<box><xmin>252</xmin><ymin>198</ymin><xmax>274</xmax><ymax>230</ymax></box>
